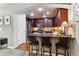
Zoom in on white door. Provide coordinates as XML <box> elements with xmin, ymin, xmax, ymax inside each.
<box><xmin>17</xmin><ymin>14</ymin><xmax>26</xmax><ymax>46</ymax></box>
<box><xmin>14</xmin><ymin>14</ymin><xmax>26</xmax><ymax>47</ymax></box>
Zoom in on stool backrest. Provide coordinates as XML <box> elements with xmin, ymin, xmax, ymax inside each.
<box><xmin>28</xmin><ymin>36</ymin><xmax>37</xmax><ymax>43</ymax></box>
<box><xmin>58</xmin><ymin>36</ymin><xmax>71</xmax><ymax>47</ymax></box>
<box><xmin>41</xmin><ymin>37</ymin><xmax>51</xmax><ymax>44</ymax></box>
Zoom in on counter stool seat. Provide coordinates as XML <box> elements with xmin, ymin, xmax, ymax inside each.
<box><xmin>55</xmin><ymin>36</ymin><xmax>71</xmax><ymax>56</ymax></box>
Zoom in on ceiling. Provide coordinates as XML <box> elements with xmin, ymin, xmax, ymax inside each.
<box><xmin>0</xmin><ymin>3</ymin><xmax>39</xmax><ymax>16</ymax></box>
<box><xmin>18</xmin><ymin>3</ymin><xmax>71</xmax><ymax>18</ymax></box>
<box><xmin>0</xmin><ymin>3</ymin><xmax>71</xmax><ymax>16</ymax></box>
<box><xmin>21</xmin><ymin>7</ymin><xmax>58</xmax><ymax>18</ymax></box>
<box><xmin>0</xmin><ymin>3</ymin><xmax>7</xmax><ymax>8</ymax></box>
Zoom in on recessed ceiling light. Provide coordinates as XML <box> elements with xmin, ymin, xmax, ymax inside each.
<box><xmin>43</xmin><ymin>14</ymin><xmax>46</xmax><ymax>18</ymax></box>
<box><xmin>46</xmin><ymin>11</ymin><xmax>50</xmax><ymax>15</ymax></box>
<box><xmin>37</xmin><ymin>8</ymin><xmax>43</xmax><ymax>11</ymax></box>
<box><xmin>30</xmin><ymin>13</ymin><xmax>34</xmax><ymax>16</ymax></box>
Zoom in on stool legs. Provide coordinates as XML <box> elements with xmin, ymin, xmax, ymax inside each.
<box><xmin>65</xmin><ymin>49</ymin><xmax>70</xmax><ymax>56</ymax></box>
<box><xmin>36</xmin><ymin>45</ymin><xmax>38</xmax><ymax>56</ymax></box>
<box><xmin>56</xmin><ymin>48</ymin><xmax>58</xmax><ymax>56</ymax></box>
<box><xmin>67</xmin><ymin>50</ymin><xmax>69</xmax><ymax>56</ymax></box>
<box><xmin>29</xmin><ymin>46</ymin><xmax>30</xmax><ymax>56</ymax></box>
<box><xmin>64</xmin><ymin>49</ymin><xmax>66</xmax><ymax>56</ymax></box>
<box><xmin>43</xmin><ymin>47</ymin><xmax>44</xmax><ymax>55</ymax></box>
<box><xmin>29</xmin><ymin>45</ymin><xmax>39</xmax><ymax>56</ymax></box>
<box><xmin>41</xmin><ymin>47</ymin><xmax>52</xmax><ymax>56</ymax></box>
<box><xmin>55</xmin><ymin>47</ymin><xmax>69</xmax><ymax>56</ymax></box>
<box><xmin>37</xmin><ymin>45</ymin><xmax>39</xmax><ymax>54</ymax></box>
<box><xmin>49</xmin><ymin>47</ymin><xmax>52</xmax><ymax>56</ymax></box>
<box><xmin>41</xmin><ymin>47</ymin><xmax>43</xmax><ymax>56</ymax></box>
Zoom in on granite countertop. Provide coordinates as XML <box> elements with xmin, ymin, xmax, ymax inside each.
<box><xmin>28</xmin><ymin>33</ymin><xmax>75</xmax><ymax>39</ymax></box>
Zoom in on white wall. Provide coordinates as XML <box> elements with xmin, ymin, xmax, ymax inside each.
<box><xmin>70</xmin><ymin>21</ymin><xmax>79</xmax><ymax>56</ymax></box>
<box><xmin>0</xmin><ymin>13</ymin><xmax>27</xmax><ymax>48</ymax></box>
<box><xmin>0</xmin><ymin>16</ymin><xmax>13</xmax><ymax>47</ymax></box>
<box><xmin>0</xmin><ymin>4</ymin><xmax>41</xmax><ymax>48</ymax></box>
<box><xmin>69</xmin><ymin>3</ymin><xmax>79</xmax><ymax>56</ymax></box>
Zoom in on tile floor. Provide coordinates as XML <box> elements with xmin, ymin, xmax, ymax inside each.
<box><xmin>0</xmin><ymin>48</ymin><xmax>64</xmax><ymax>56</ymax></box>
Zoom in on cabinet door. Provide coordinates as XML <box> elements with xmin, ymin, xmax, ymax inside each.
<box><xmin>60</xmin><ymin>8</ymin><xmax>68</xmax><ymax>25</ymax></box>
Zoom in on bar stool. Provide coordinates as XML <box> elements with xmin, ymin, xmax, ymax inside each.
<box><xmin>28</xmin><ymin>36</ymin><xmax>39</xmax><ymax>56</ymax></box>
<box><xmin>41</xmin><ymin>36</ymin><xmax>52</xmax><ymax>56</ymax></box>
<box><xmin>55</xmin><ymin>36</ymin><xmax>71</xmax><ymax>56</ymax></box>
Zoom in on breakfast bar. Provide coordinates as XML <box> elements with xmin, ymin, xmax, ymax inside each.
<box><xmin>28</xmin><ymin>32</ymin><xmax>75</xmax><ymax>39</ymax></box>
<box><xmin>28</xmin><ymin>32</ymin><xmax>75</xmax><ymax>55</ymax></box>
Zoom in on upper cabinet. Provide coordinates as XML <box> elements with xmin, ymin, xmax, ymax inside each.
<box><xmin>60</xmin><ymin>8</ymin><xmax>68</xmax><ymax>25</ymax></box>
<box><xmin>53</xmin><ymin>8</ymin><xmax>68</xmax><ymax>27</ymax></box>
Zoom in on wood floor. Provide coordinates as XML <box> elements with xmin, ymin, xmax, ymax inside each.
<box><xmin>16</xmin><ymin>42</ymin><xmax>29</xmax><ymax>51</ymax></box>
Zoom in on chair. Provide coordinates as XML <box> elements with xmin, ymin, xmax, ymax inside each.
<box><xmin>41</xmin><ymin>37</ymin><xmax>52</xmax><ymax>56</ymax></box>
<box><xmin>55</xmin><ymin>35</ymin><xmax>71</xmax><ymax>56</ymax></box>
<box><xmin>28</xmin><ymin>36</ymin><xmax>39</xmax><ymax>56</ymax></box>
<box><xmin>0</xmin><ymin>38</ymin><xmax>8</xmax><ymax>49</ymax></box>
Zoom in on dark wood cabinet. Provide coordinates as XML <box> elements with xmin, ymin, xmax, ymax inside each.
<box><xmin>26</xmin><ymin>18</ymin><xmax>53</xmax><ymax>27</ymax></box>
<box><xmin>60</xmin><ymin>8</ymin><xmax>68</xmax><ymax>25</ymax></box>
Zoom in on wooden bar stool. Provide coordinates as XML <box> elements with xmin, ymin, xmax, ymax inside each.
<box><xmin>55</xmin><ymin>36</ymin><xmax>71</xmax><ymax>56</ymax></box>
<box><xmin>41</xmin><ymin>37</ymin><xmax>52</xmax><ymax>56</ymax></box>
<box><xmin>28</xmin><ymin>36</ymin><xmax>39</xmax><ymax>56</ymax></box>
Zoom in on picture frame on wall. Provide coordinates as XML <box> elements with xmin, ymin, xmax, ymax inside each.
<box><xmin>0</xmin><ymin>17</ymin><xmax>3</xmax><ymax>25</ymax></box>
<box><xmin>4</xmin><ymin>16</ymin><xmax>11</xmax><ymax>25</ymax></box>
